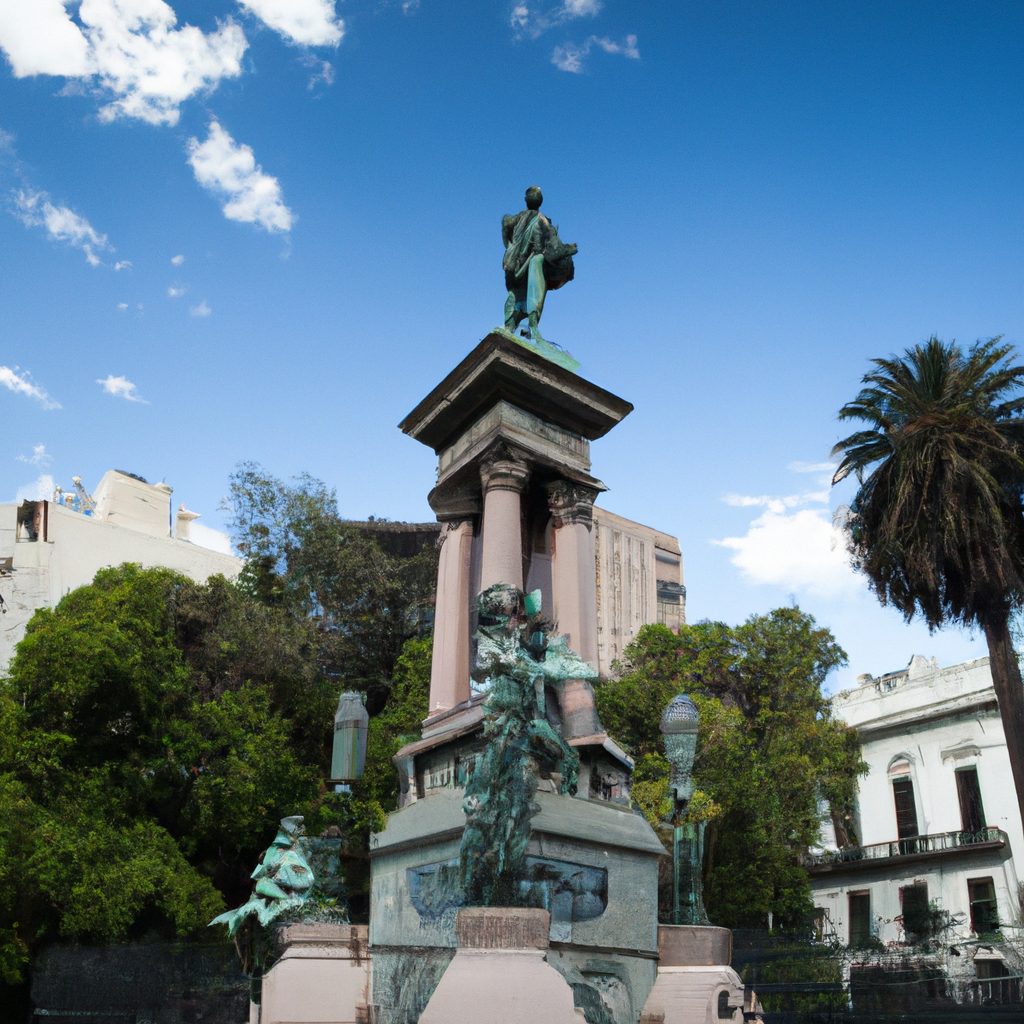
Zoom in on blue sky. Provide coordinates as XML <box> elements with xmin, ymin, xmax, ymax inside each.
<box><xmin>1</xmin><ymin>1</ymin><xmax>1021</xmax><ymax>690</ymax></box>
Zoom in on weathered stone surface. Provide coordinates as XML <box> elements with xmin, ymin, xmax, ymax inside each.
<box><xmin>260</xmin><ymin>923</ymin><xmax>370</xmax><ymax>1024</ymax></box>
<box><xmin>455</xmin><ymin>907</ymin><xmax>550</xmax><ymax>949</ymax></box>
<box><xmin>420</xmin><ymin>908</ymin><xmax>580</xmax><ymax>1024</ymax></box>
<box><xmin>398</xmin><ymin>331</ymin><xmax>632</xmax><ymax>452</ymax></box>
<box><xmin>657</xmin><ymin>925</ymin><xmax>732</xmax><ymax>967</ymax></box>
<box><xmin>639</xmin><ymin>965</ymin><xmax>747</xmax><ymax>1024</ymax></box>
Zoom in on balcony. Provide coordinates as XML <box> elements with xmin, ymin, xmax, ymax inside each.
<box><xmin>803</xmin><ymin>828</ymin><xmax>1008</xmax><ymax>875</ymax></box>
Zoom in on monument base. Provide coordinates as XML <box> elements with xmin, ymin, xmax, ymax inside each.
<box><xmin>255</xmin><ymin>923</ymin><xmax>370</xmax><ymax>1024</ymax></box>
<box><xmin>638</xmin><ymin>925</ymin><xmax>753</xmax><ymax>1024</ymax></box>
<box><xmin>419</xmin><ymin>908</ymin><xmax>582</xmax><ymax>1024</ymax></box>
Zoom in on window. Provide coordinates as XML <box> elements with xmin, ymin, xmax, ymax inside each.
<box><xmin>956</xmin><ymin>767</ymin><xmax>987</xmax><ymax>833</ymax></box>
<box><xmin>900</xmin><ymin>881</ymin><xmax>930</xmax><ymax>944</ymax></box>
<box><xmin>849</xmin><ymin>891</ymin><xmax>871</xmax><ymax>947</ymax></box>
<box><xmin>968</xmin><ymin>877</ymin><xmax>999</xmax><ymax>935</ymax></box>
<box><xmin>892</xmin><ymin>778</ymin><xmax>919</xmax><ymax>849</ymax></box>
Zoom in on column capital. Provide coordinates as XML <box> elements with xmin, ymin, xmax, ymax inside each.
<box><xmin>480</xmin><ymin>451</ymin><xmax>530</xmax><ymax>494</ymax></box>
<box><xmin>545</xmin><ymin>479</ymin><xmax>598</xmax><ymax>529</ymax></box>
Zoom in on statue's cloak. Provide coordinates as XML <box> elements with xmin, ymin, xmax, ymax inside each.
<box><xmin>502</xmin><ymin>210</ymin><xmax>576</xmax><ymax>291</ymax></box>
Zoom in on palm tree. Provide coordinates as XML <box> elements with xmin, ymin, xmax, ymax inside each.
<box><xmin>832</xmin><ymin>336</ymin><xmax>1024</xmax><ymax>829</ymax></box>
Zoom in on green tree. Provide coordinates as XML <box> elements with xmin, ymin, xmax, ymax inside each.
<box><xmin>832</xmin><ymin>337</ymin><xmax>1024</xmax><ymax>828</ymax></box>
<box><xmin>596</xmin><ymin>610</ymin><xmax>864</xmax><ymax>930</ymax></box>
<box><xmin>0</xmin><ymin>565</ymin><xmax>346</xmax><ymax>979</ymax></box>
<box><xmin>223</xmin><ymin>462</ymin><xmax>438</xmax><ymax>713</ymax></box>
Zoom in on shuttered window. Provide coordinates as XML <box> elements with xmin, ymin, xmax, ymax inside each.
<box><xmin>892</xmin><ymin>778</ymin><xmax>919</xmax><ymax>840</ymax></box>
<box><xmin>956</xmin><ymin>767</ymin><xmax>986</xmax><ymax>833</ymax></box>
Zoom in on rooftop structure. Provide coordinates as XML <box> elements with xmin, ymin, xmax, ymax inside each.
<box><xmin>1</xmin><ymin>470</ymin><xmax>240</xmax><ymax>671</ymax></box>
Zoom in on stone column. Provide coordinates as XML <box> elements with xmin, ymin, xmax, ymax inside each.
<box><xmin>546</xmin><ymin>481</ymin><xmax>599</xmax><ymax>667</ymax></box>
<box><xmin>428</xmin><ymin>519</ymin><xmax>475</xmax><ymax>714</ymax></box>
<box><xmin>479</xmin><ymin>456</ymin><xmax>530</xmax><ymax>592</ymax></box>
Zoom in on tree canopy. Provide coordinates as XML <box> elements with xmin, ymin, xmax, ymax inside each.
<box><xmin>0</xmin><ymin>556</ymin><xmax>433</xmax><ymax>984</ymax></box>
<box><xmin>831</xmin><ymin>337</ymin><xmax>1024</xmax><ymax>827</ymax></box>
<box><xmin>596</xmin><ymin>609</ymin><xmax>864</xmax><ymax>931</ymax></box>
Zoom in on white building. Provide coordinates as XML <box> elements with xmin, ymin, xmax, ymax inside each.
<box><xmin>809</xmin><ymin>654</ymin><xmax>1023</xmax><ymax>993</ymax></box>
<box><xmin>0</xmin><ymin>470</ymin><xmax>240</xmax><ymax>671</ymax></box>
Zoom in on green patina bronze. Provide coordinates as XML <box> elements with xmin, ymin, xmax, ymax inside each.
<box><xmin>459</xmin><ymin>584</ymin><xmax>586</xmax><ymax>907</ymax></box>
<box><xmin>502</xmin><ymin>186</ymin><xmax>577</xmax><ymax>345</ymax></box>
<box><xmin>210</xmin><ymin>815</ymin><xmax>346</xmax><ymax>939</ymax></box>
<box><xmin>660</xmin><ymin>695</ymin><xmax>711</xmax><ymax>926</ymax></box>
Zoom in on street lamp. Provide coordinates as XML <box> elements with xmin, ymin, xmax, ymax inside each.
<box><xmin>330</xmin><ymin>691</ymin><xmax>369</xmax><ymax>792</ymax></box>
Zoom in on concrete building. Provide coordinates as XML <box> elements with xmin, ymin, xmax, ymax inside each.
<box><xmin>593</xmin><ymin>506</ymin><xmax>685</xmax><ymax>676</ymax></box>
<box><xmin>808</xmin><ymin>654</ymin><xmax>1024</xmax><ymax>999</ymax></box>
<box><xmin>0</xmin><ymin>470</ymin><xmax>240</xmax><ymax>671</ymax></box>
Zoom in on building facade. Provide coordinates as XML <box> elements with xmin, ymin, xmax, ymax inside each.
<box><xmin>0</xmin><ymin>470</ymin><xmax>240</xmax><ymax>671</ymax></box>
<box><xmin>809</xmin><ymin>654</ymin><xmax>1024</xmax><ymax>998</ymax></box>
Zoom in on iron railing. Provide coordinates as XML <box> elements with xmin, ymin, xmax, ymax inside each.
<box><xmin>803</xmin><ymin>828</ymin><xmax>1007</xmax><ymax>870</ymax></box>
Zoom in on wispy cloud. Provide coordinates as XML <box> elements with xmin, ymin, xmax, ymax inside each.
<box><xmin>113</xmin><ymin>259</ymin><xmax>131</xmax><ymax>270</ymax></box>
<box><xmin>15</xmin><ymin>474</ymin><xmax>55</xmax><ymax>503</ymax></box>
<box><xmin>552</xmin><ymin>33</ymin><xmax>638</xmax><ymax>72</ymax></box>
<box><xmin>168</xmin><ymin>285</ymin><xmax>187</xmax><ymax>298</ymax></box>
<box><xmin>17</xmin><ymin>443</ymin><xmax>52</xmax><ymax>466</ymax></box>
<box><xmin>10</xmin><ymin>188</ymin><xmax>113</xmax><ymax>265</ymax></box>
<box><xmin>238</xmin><ymin>0</ymin><xmax>344</xmax><ymax>47</ymax></box>
<box><xmin>117</xmin><ymin>302</ymin><xmax>128</xmax><ymax>311</ymax></box>
<box><xmin>0</xmin><ymin>0</ymin><xmax>247</xmax><ymax>126</ymax></box>
<box><xmin>512</xmin><ymin>0</ymin><xmax>602</xmax><ymax>39</ymax></box>
<box><xmin>171</xmin><ymin>254</ymin><xmax>184</xmax><ymax>265</ymax></box>
<box><xmin>190</xmin><ymin>300</ymin><xmax>212</xmax><ymax>317</ymax></box>
<box><xmin>97</xmin><ymin>374</ymin><xmax>147</xmax><ymax>403</ymax></box>
<box><xmin>300</xmin><ymin>54</ymin><xmax>334</xmax><ymax>89</ymax></box>
<box><xmin>187</xmin><ymin>121</ymin><xmax>293</xmax><ymax>233</ymax></box>
<box><xmin>0</xmin><ymin>366</ymin><xmax>60</xmax><ymax>409</ymax></box>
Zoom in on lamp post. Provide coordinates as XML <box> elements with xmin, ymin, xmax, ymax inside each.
<box><xmin>660</xmin><ymin>693</ymin><xmax>709</xmax><ymax>926</ymax></box>
<box><xmin>331</xmin><ymin>691</ymin><xmax>369</xmax><ymax>792</ymax></box>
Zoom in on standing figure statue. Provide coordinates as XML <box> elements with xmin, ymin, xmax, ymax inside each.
<box><xmin>502</xmin><ymin>186</ymin><xmax>577</xmax><ymax>343</ymax></box>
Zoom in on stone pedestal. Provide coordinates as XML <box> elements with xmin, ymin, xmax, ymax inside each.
<box><xmin>256</xmin><ymin>923</ymin><xmax>370</xmax><ymax>1024</ymax></box>
<box><xmin>639</xmin><ymin>926</ymin><xmax>749</xmax><ymax>1024</ymax></box>
<box><xmin>419</xmin><ymin>908</ymin><xmax>583</xmax><ymax>1024</ymax></box>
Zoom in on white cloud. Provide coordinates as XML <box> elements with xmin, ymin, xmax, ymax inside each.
<box><xmin>11</xmin><ymin>188</ymin><xmax>112</xmax><ymax>265</ymax></box>
<box><xmin>238</xmin><ymin>0</ymin><xmax>344</xmax><ymax>47</ymax></box>
<box><xmin>171</xmin><ymin>253</ymin><xmax>184</xmax><ymax>265</ymax></box>
<box><xmin>0</xmin><ymin>365</ymin><xmax>60</xmax><ymax>409</ymax></box>
<box><xmin>168</xmin><ymin>284</ymin><xmax>187</xmax><ymax>297</ymax></box>
<box><xmin>402</xmin><ymin>0</ymin><xmax>420</xmax><ymax>12</ymax></box>
<box><xmin>97</xmin><ymin>373</ymin><xmax>146</xmax><ymax>402</ymax></box>
<box><xmin>512</xmin><ymin>1</ymin><xmax>602</xmax><ymax>38</ymax></box>
<box><xmin>187</xmin><ymin>121</ymin><xmax>293</xmax><ymax>232</ymax></box>
<box><xmin>17</xmin><ymin>443</ymin><xmax>52</xmax><ymax>466</ymax></box>
<box><xmin>117</xmin><ymin>301</ymin><xmax>128</xmax><ymax>310</ymax></box>
<box><xmin>190</xmin><ymin>300</ymin><xmax>211</xmax><ymax>317</ymax></box>
<box><xmin>716</xmin><ymin>507</ymin><xmax>861</xmax><ymax>599</ymax></box>
<box><xmin>15</xmin><ymin>474</ymin><xmax>55</xmax><ymax>503</ymax></box>
<box><xmin>0</xmin><ymin>0</ymin><xmax>248</xmax><ymax>126</ymax></box>
<box><xmin>190</xmin><ymin>521</ymin><xmax>233</xmax><ymax>555</ymax></box>
<box><xmin>0</xmin><ymin>1</ymin><xmax>91</xmax><ymax>77</ymax></box>
<box><xmin>113</xmin><ymin>259</ymin><xmax>131</xmax><ymax>270</ymax></box>
<box><xmin>552</xmin><ymin>33</ymin><xmax>638</xmax><ymax>72</ymax></box>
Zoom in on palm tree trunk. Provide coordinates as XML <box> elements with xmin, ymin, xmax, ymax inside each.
<box><xmin>983</xmin><ymin>617</ymin><xmax>1024</xmax><ymax>834</ymax></box>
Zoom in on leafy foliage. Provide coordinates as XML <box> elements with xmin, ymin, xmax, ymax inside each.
<box><xmin>595</xmin><ymin>611</ymin><xmax>864</xmax><ymax>931</ymax></box>
<box><xmin>0</xmin><ymin>558</ymin><xmax>435</xmax><ymax>982</ymax></box>
<box><xmin>223</xmin><ymin>462</ymin><xmax>438</xmax><ymax>714</ymax></box>
<box><xmin>832</xmin><ymin>336</ymin><xmax>1024</xmax><ymax>828</ymax></box>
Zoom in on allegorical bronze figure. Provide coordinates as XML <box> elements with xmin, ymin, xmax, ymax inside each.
<box><xmin>502</xmin><ymin>186</ymin><xmax>577</xmax><ymax>343</ymax></box>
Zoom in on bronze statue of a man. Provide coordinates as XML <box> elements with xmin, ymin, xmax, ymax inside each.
<box><xmin>502</xmin><ymin>186</ymin><xmax>577</xmax><ymax>343</ymax></box>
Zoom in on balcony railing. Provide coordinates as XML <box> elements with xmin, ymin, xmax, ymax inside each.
<box><xmin>803</xmin><ymin>828</ymin><xmax>1007</xmax><ymax>872</ymax></box>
